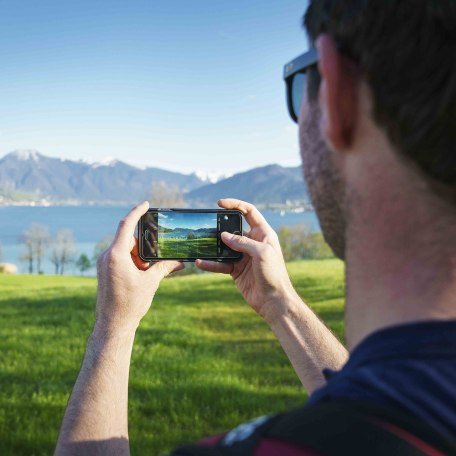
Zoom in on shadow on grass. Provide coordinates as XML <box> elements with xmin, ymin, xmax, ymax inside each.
<box><xmin>129</xmin><ymin>382</ymin><xmax>306</xmax><ymax>452</ymax></box>
<box><xmin>0</xmin><ymin>292</ymin><xmax>94</xmax><ymax>330</ymax></box>
<box><xmin>0</xmin><ymin>400</ymin><xmax>64</xmax><ymax>455</ymax></box>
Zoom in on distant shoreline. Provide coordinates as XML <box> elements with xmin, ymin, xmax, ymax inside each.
<box><xmin>0</xmin><ymin>200</ymin><xmax>314</xmax><ymax>212</ymax></box>
<box><xmin>0</xmin><ymin>200</ymin><xmax>131</xmax><ymax>208</ymax></box>
<box><xmin>0</xmin><ymin>206</ymin><xmax>321</xmax><ymax>275</ymax></box>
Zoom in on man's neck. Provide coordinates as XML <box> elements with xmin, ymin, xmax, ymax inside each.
<box><xmin>343</xmin><ymin>162</ymin><xmax>456</xmax><ymax>351</ymax></box>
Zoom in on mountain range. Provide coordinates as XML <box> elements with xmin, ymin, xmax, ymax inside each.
<box><xmin>0</xmin><ymin>150</ymin><xmax>310</xmax><ymax>207</ymax></box>
<box><xmin>159</xmin><ymin>227</ymin><xmax>218</xmax><ymax>238</ymax></box>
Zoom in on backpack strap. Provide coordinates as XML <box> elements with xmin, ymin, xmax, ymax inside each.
<box><xmin>267</xmin><ymin>400</ymin><xmax>455</xmax><ymax>456</ymax></box>
<box><xmin>172</xmin><ymin>400</ymin><xmax>456</xmax><ymax>456</ymax></box>
<box><xmin>172</xmin><ymin>414</ymin><xmax>284</xmax><ymax>456</ymax></box>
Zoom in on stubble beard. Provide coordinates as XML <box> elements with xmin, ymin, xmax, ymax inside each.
<box><xmin>299</xmin><ymin>103</ymin><xmax>347</xmax><ymax>260</ymax></box>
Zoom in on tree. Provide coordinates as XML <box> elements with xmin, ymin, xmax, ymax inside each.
<box><xmin>20</xmin><ymin>223</ymin><xmax>50</xmax><ymax>274</ymax></box>
<box><xmin>50</xmin><ymin>229</ymin><xmax>76</xmax><ymax>275</ymax></box>
<box><xmin>20</xmin><ymin>231</ymin><xmax>34</xmax><ymax>274</ymax></box>
<box><xmin>33</xmin><ymin>224</ymin><xmax>50</xmax><ymax>274</ymax></box>
<box><xmin>93</xmin><ymin>235</ymin><xmax>114</xmax><ymax>263</ymax></box>
<box><xmin>307</xmin><ymin>233</ymin><xmax>334</xmax><ymax>259</ymax></box>
<box><xmin>278</xmin><ymin>224</ymin><xmax>334</xmax><ymax>261</ymax></box>
<box><xmin>149</xmin><ymin>181</ymin><xmax>184</xmax><ymax>207</ymax></box>
<box><xmin>76</xmin><ymin>254</ymin><xmax>92</xmax><ymax>275</ymax></box>
<box><xmin>187</xmin><ymin>231</ymin><xmax>196</xmax><ymax>240</ymax></box>
<box><xmin>278</xmin><ymin>224</ymin><xmax>313</xmax><ymax>261</ymax></box>
<box><xmin>50</xmin><ymin>248</ymin><xmax>60</xmax><ymax>275</ymax></box>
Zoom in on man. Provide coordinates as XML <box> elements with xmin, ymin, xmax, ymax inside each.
<box><xmin>55</xmin><ymin>0</ymin><xmax>456</xmax><ymax>454</ymax></box>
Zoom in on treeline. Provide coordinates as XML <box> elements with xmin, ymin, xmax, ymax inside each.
<box><xmin>19</xmin><ymin>223</ymin><xmax>113</xmax><ymax>275</ymax></box>
<box><xmin>278</xmin><ymin>224</ymin><xmax>334</xmax><ymax>261</ymax></box>
<box><xmin>9</xmin><ymin>215</ymin><xmax>332</xmax><ymax>276</ymax></box>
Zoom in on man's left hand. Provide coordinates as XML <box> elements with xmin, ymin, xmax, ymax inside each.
<box><xmin>95</xmin><ymin>201</ymin><xmax>184</xmax><ymax>334</ymax></box>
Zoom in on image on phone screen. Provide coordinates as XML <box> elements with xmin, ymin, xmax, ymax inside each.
<box><xmin>157</xmin><ymin>212</ymin><xmax>217</xmax><ymax>257</ymax></box>
<box><xmin>139</xmin><ymin>210</ymin><xmax>242</xmax><ymax>261</ymax></box>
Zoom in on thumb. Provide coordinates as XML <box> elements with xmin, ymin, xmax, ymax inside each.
<box><xmin>146</xmin><ymin>261</ymin><xmax>185</xmax><ymax>280</ymax></box>
<box><xmin>221</xmin><ymin>232</ymin><xmax>264</xmax><ymax>257</ymax></box>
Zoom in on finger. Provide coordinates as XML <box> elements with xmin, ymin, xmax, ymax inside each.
<box><xmin>218</xmin><ymin>198</ymin><xmax>268</xmax><ymax>230</ymax></box>
<box><xmin>131</xmin><ymin>238</ymin><xmax>138</xmax><ymax>254</ymax></box>
<box><xmin>170</xmin><ymin>262</ymin><xmax>186</xmax><ymax>274</ymax></box>
<box><xmin>113</xmin><ymin>201</ymin><xmax>149</xmax><ymax>251</ymax></box>
<box><xmin>130</xmin><ymin>234</ymin><xmax>137</xmax><ymax>252</ymax></box>
<box><xmin>195</xmin><ymin>259</ymin><xmax>234</xmax><ymax>274</ymax></box>
<box><xmin>146</xmin><ymin>260</ymin><xmax>184</xmax><ymax>280</ymax></box>
<box><xmin>221</xmin><ymin>231</ymin><xmax>265</xmax><ymax>257</ymax></box>
<box><xmin>131</xmin><ymin>239</ymin><xmax>151</xmax><ymax>270</ymax></box>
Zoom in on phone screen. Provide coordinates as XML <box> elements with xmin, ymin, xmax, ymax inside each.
<box><xmin>139</xmin><ymin>209</ymin><xmax>243</xmax><ymax>261</ymax></box>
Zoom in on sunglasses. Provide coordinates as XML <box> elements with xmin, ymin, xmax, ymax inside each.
<box><xmin>283</xmin><ymin>47</ymin><xmax>318</xmax><ymax>123</ymax></box>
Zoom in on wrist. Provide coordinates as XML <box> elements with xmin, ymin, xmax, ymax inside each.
<box><xmin>92</xmin><ymin>319</ymin><xmax>138</xmax><ymax>345</ymax></box>
<box><xmin>267</xmin><ymin>291</ymin><xmax>313</xmax><ymax>338</ymax></box>
<box><xmin>262</xmin><ymin>286</ymin><xmax>303</xmax><ymax>326</ymax></box>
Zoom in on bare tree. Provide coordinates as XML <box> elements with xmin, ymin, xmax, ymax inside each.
<box><xmin>50</xmin><ymin>229</ymin><xmax>76</xmax><ymax>275</ymax></box>
<box><xmin>50</xmin><ymin>248</ymin><xmax>60</xmax><ymax>275</ymax></box>
<box><xmin>33</xmin><ymin>224</ymin><xmax>50</xmax><ymax>274</ymax></box>
<box><xmin>20</xmin><ymin>223</ymin><xmax>50</xmax><ymax>274</ymax></box>
<box><xmin>20</xmin><ymin>236</ymin><xmax>34</xmax><ymax>274</ymax></box>
<box><xmin>149</xmin><ymin>181</ymin><xmax>184</xmax><ymax>207</ymax></box>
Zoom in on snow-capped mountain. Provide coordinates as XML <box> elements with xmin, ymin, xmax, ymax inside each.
<box><xmin>0</xmin><ymin>150</ymin><xmax>203</xmax><ymax>203</ymax></box>
<box><xmin>9</xmin><ymin>149</ymin><xmax>42</xmax><ymax>161</ymax></box>
<box><xmin>0</xmin><ymin>150</ymin><xmax>309</xmax><ymax>206</ymax></box>
<box><xmin>193</xmin><ymin>170</ymin><xmax>233</xmax><ymax>184</ymax></box>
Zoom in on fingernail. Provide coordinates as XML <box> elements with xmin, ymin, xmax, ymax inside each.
<box><xmin>221</xmin><ymin>231</ymin><xmax>234</xmax><ymax>241</ymax></box>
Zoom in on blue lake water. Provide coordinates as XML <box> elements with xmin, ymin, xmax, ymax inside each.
<box><xmin>0</xmin><ymin>206</ymin><xmax>321</xmax><ymax>275</ymax></box>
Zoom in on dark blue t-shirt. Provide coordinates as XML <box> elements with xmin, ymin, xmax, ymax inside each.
<box><xmin>307</xmin><ymin>320</ymin><xmax>456</xmax><ymax>439</ymax></box>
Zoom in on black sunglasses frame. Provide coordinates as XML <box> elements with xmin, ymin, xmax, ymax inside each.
<box><xmin>283</xmin><ymin>47</ymin><xmax>319</xmax><ymax>123</ymax></box>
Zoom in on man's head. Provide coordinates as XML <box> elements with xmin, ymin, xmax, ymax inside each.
<box><xmin>296</xmin><ymin>0</ymin><xmax>456</xmax><ymax>259</ymax></box>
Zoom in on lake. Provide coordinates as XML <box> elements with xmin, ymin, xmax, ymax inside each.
<box><xmin>0</xmin><ymin>205</ymin><xmax>321</xmax><ymax>275</ymax></box>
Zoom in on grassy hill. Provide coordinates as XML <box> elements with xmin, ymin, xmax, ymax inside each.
<box><xmin>0</xmin><ymin>259</ymin><xmax>345</xmax><ymax>455</ymax></box>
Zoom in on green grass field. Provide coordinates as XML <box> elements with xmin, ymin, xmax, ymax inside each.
<box><xmin>0</xmin><ymin>259</ymin><xmax>345</xmax><ymax>455</ymax></box>
<box><xmin>158</xmin><ymin>237</ymin><xmax>218</xmax><ymax>258</ymax></box>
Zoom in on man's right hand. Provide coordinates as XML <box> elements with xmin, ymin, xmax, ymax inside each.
<box><xmin>196</xmin><ymin>198</ymin><xmax>298</xmax><ymax>325</ymax></box>
<box><xmin>197</xmin><ymin>198</ymin><xmax>348</xmax><ymax>393</ymax></box>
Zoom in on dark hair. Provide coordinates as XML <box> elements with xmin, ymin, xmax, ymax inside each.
<box><xmin>304</xmin><ymin>0</ymin><xmax>456</xmax><ymax>191</ymax></box>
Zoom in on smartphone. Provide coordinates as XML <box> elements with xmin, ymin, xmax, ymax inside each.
<box><xmin>138</xmin><ymin>209</ymin><xmax>243</xmax><ymax>262</ymax></box>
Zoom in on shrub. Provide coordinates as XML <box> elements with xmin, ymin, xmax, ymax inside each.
<box><xmin>278</xmin><ymin>225</ymin><xmax>334</xmax><ymax>261</ymax></box>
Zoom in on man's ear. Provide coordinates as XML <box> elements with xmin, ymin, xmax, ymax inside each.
<box><xmin>316</xmin><ymin>34</ymin><xmax>359</xmax><ymax>151</ymax></box>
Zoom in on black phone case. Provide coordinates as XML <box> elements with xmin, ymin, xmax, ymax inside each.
<box><xmin>138</xmin><ymin>208</ymin><xmax>243</xmax><ymax>262</ymax></box>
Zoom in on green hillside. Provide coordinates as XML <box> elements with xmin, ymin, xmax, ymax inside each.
<box><xmin>0</xmin><ymin>259</ymin><xmax>345</xmax><ymax>455</ymax></box>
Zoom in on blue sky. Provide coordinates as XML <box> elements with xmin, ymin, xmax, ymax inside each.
<box><xmin>158</xmin><ymin>212</ymin><xmax>217</xmax><ymax>230</ymax></box>
<box><xmin>0</xmin><ymin>0</ymin><xmax>310</xmax><ymax>174</ymax></box>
